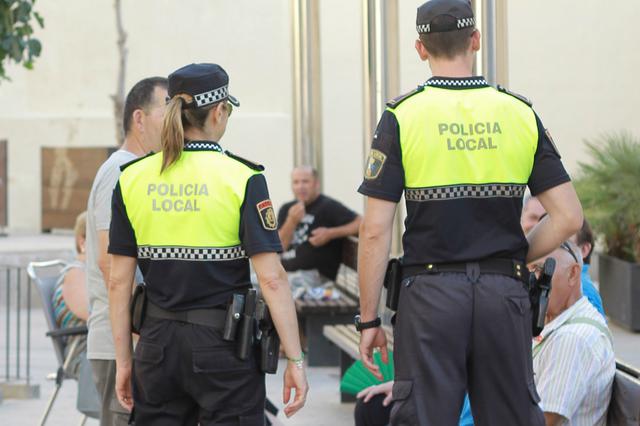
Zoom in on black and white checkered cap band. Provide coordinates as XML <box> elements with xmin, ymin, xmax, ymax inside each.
<box><xmin>406</xmin><ymin>184</ymin><xmax>526</xmax><ymax>202</ymax></box>
<box><xmin>416</xmin><ymin>17</ymin><xmax>475</xmax><ymax>33</ymax></box>
<box><xmin>424</xmin><ymin>78</ymin><xmax>487</xmax><ymax>87</ymax></box>
<box><xmin>457</xmin><ymin>17</ymin><xmax>475</xmax><ymax>29</ymax></box>
<box><xmin>138</xmin><ymin>245</ymin><xmax>246</xmax><ymax>261</ymax></box>
<box><xmin>194</xmin><ymin>85</ymin><xmax>228</xmax><ymax>108</ymax></box>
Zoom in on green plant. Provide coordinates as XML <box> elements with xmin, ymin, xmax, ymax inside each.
<box><xmin>574</xmin><ymin>132</ymin><xmax>640</xmax><ymax>263</ymax></box>
<box><xmin>0</xmin><ymin>0</ymin><xmax>44</xmax><ymax>81</ymax></box>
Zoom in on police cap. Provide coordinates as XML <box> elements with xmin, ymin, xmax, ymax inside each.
<box><xmin>168</xmin><ymin>63</ymin><xmax>240</xmax><ymax>109</ymax></box>
<box><xmin>416</xmin><ymin>0</ymin><xmax>475</xmax><ymax>34</ymax></box>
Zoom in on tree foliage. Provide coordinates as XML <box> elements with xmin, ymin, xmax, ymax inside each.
<box><xmin>0</xmin><ymin>0</ymin><xmax>44</xmax><ymax>81</ymax></box>
<box><xmin>574</xmin><ymin>132</ymin><xmax>640</xmax><ymax>263</ymax></box>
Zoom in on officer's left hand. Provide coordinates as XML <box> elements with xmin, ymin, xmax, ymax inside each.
<box><xmin>308</xmin><ymin>227</ymin><xmax>333</xmax><ymax>247</ymax></box>
<box><xmin>359</xmin><ymin>327</ymin><xmax>389</xmax><ymax>381</ymax></box>
<box><xmin>115</xmin><ymin>364</ymin><xmax>133</xmax><ymax>412</ymax></box>
<box><xmin>283</xmin><ymin>361</ymin><xmax>309</xmax><ymax>417</ymax></box>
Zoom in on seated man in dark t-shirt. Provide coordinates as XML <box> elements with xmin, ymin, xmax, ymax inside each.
<box><xmin>278</xmin><ymin>166</ymin><xmax>361</xmax><ymax>281</ymax></box>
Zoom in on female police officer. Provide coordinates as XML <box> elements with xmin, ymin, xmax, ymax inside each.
<box><xmin>107</xmin><ymin>63</ymin><xmax>308</xmax><ymax>425</ymax></box>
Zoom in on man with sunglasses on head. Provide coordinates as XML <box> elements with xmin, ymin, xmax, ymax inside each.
<box><xmin>530</xmin><ymin>241</ymin><xmax>614</xmax><ymax>425</ymax></box>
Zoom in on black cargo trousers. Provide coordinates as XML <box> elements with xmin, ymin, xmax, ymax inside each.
<box><xmin>389</xmin><ymin>263</ymin><xmax>545</xmax><ymax>426</ymax></box>
<box><xmin>131</xmin><ymin>317</ymin><xmax>266</xmax><ymax>426</ymax></box>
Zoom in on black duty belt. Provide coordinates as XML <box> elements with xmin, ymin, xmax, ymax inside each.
<box><xmin>402</xmin><ymin>258</ymin><xmax>528</xmax><ymax>283</ymax></box>
<box><xmin>146</xmin><ymin>301</ymin><xmax>226</xmax><ymax>329</ymax></box>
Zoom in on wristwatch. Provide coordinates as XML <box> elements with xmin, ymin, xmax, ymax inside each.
<box><xmin>354</xmin><ymin>314</ymin><xmax>381</xmax><ymax>332</ymax></box>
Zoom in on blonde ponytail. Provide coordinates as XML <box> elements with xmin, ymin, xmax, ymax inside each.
<box><xmin>160</xmin><ymin>96</ymin><xmax>186</xmax><ymax>173</ymax></box>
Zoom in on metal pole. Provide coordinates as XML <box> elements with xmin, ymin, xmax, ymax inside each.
<box><xmin>472</xmin><ymin>0</ymin><xmax>497</xmax><ymax>85</ymax></box>
<box><xmin>291</xmin><ymin>0</ymin><xmax>323</xmax><ymax>178</ymax></box>
<box><xmin>5</xmin><ymin>268</ymin><xmax>10</xmax><ymax>381</ymax></box>
<box><xmin>16</xmin><ymin>267</ymin><xmax>20</xmax><ymax>379</ymax></box>
<box><xmin>483</xmin><ymin>0</ymin><xmax>497</xmax><ymax>85</ymax></box>
<box><xmin>27</xmin><ymin>272</ymin><xmax>31</xmax><ymax>384</ymax></box>
<box><xmin>362</xmin><ymin>0</ymin><xmax>402</xmax><ymax>255</ymax></box>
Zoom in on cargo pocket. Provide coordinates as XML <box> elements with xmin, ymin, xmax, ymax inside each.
<box><xmin>193</xmin><ymin>347</ymin><xmax>254</xmax><ymax>374</ymax></box>
<box><xmin>133</xmin><ymin>341</ymin><xmax>169</xmax><ymax>404</ymax></box>
<box><xmin>389</xmin><ymin>380</ymin><xmax>417</xmax><ymax>426</ymax></box>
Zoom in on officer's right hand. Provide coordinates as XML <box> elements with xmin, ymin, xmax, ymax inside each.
<box><xmin>287</xmin><ymin>201</ymin><xmax>306</xmax><ymax>224</ymax></box>
<box><xmin>359</xmin><ymin>327</ymin><xmax>389</xmax><ymax>381</ymax></box>
<box><xmin>115</xmin><ymin>363</ymin><xmax>134</xmax><ymax>412</ymax></box>
<box><xmin>282</xmin><ymin>361</ymin><xmax>308</xmax><ymax>417</ymax></box>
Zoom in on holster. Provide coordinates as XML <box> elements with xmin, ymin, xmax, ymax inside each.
<box><xmin>256</xmin><ymin>298</ymin><xmax>280</xmax><ymax>374</ymax></box>
<box><xmin>384</xmin><ymin>258</ymin><xmax>402</xmax><ymax>311</ymax></box>
<box><xmin>130</xmin><ymin>283</ymin><xmax>147</xmax><ymax>335</ymax></box>
<box><xmin>529</xmin><ymin>257</ymin><xmax>555</xmax><ymax>337</ymax></box>
<box><xmin>223</xmin><ymin>293</ymin><xmax>245</xmax><ymax>341</ymax></box>
<box><xmin>236</xmin><ymin>289</ymin><xmax>257</xmax><ymax>361</ymax></box>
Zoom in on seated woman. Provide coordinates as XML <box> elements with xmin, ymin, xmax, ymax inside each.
<box><xmin>52</xmin><ymin>211</ymin><xmax>89</xmax><ymax>329</ymax></box>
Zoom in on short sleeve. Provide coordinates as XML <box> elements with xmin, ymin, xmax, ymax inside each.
<box><xmin>93</xmin><ymin>162</ymin><xmax>123</xmax><ymax>230</ymax></box>
<box><xmin>535</xmin><ymin>332</ymin><xmax>597</xmax><ymax>419</ymax></box>
<box><xmin>277</xmin><ymin>202</ymin><xmax>293</xmax><ymax>230</ymax></box>
<box><xmin>528</xmin><ymin>114</ymin><xmax>571</xmax><ymax>195</ymax></box>
<box><xmin>325</xmin><ymin>198</ymin><xmax>357</xmax><ymax>227</ymax></box>
<box><xmin>240</xmin><ymin>174</ymin><xmax>283</xmax><ymax>256</ymax></box>
<box><xmin>358</xmin><ymin>110</ymin><xmax>404</xmax><ymax>202</ymax></box>
<box><xmin>108</xmin><ymin>181</ymin><xmax>138</xmax><ymax>257</ymax></box>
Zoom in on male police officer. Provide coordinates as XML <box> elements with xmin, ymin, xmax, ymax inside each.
<box><xmin>356</xmin><ymin>1</ymin><xmax>583</xmax><ymax>424</ymax></box>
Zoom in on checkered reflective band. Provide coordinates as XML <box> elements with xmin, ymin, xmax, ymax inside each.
<box><xmin>183</xmin><ymin>142</ymin><xmax>224</xmax><ymax>152</ymax></box>
<box><xmin>416</xmin><ymin>23</ymin><xmax>430</xmax><ymax>33</ymax></box>
<box><xmin>194</xmin><ymin>85</ymin><xmax>229</xmax><ymax>108</ymax></box>
<box><xmin>424</xmin><ymin>78</ymin><xmax>488</xmax><ymax>88</ymax></box>
<box><xmin>457</xmin><ymin>17</ymin><xmax>475</xmax><ymax>29</ymax></box>
<box><xmin>405</xmin><ymin>184</ymin><xmax>526</xmax><ymax>202</ymax></box>
<box><xmin>138</xmin><ymin>245</ymin><xmax>246</xmax><ymax>261</ymax></box>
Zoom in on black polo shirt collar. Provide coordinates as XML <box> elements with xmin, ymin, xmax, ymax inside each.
<box><xmin>424</xmin><ymin>76</ymin><xmax>489</xmax><ymax>89</ymax></box>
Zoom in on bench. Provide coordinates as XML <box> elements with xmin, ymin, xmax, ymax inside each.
<box><xmin>295</xmin><ymin>237</ymin><xmax>360</xmax><ymax>366</ymax></box>
<box><xmin>324</xmin><ymin>321</ymin><xmax>640</xmax><ymax>417</ymax></box>
<box><xmin>323</xmin><ymin>323</ymin><xmax>393</xmax><ymax>402</ymax></box>
<box><xmin>608</xmin><ymin>360</ymin><xmax>640</xmax><ymax>425</ymax></box>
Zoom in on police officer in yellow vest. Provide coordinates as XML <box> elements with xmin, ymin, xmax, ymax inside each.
<box><xmin>356</xmin><ymin>1</ymin><xmax>583</xmax><ymax>424</ymax></box>
<box><xmin>107</xmin><ymin>63</ymin><xmax>308</xmax><ymax>425</ymax></box>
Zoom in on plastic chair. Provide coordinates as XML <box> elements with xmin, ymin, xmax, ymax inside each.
<box><xmin>28</xmin><ymin>260</ymin><xmax>97</xmax><ymax>426</ymax></box>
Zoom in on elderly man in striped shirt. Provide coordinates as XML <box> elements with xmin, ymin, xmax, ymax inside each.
<box><xmin>530</xmin><ymin>241</ymin><xmax>615</xmax><ymax>425</ymax></box>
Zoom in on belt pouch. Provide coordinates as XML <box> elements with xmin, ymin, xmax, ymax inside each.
<box><xmin>130</xmin><ymin>283</ymin><xmax>147</xmax><ymax>334</ymax></box>
<box><xmin>384</xmin><ymin>258</ymin><xmax>402</xmax><ymax>311</ymax></box>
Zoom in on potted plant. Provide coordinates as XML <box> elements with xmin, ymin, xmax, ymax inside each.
<box><xmin>574</xmin><ymin>132</ymin><xmax>640</xmax><ymax>331</ymax></box>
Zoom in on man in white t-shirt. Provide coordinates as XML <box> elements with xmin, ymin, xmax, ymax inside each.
<box><xmin>530</xmin><ymin>241</ymin><xmax>615</xmax><ymax>426</ymax></box>
<box><xmin>85</xmin><ymin>77</ymin><xmax>167</xmax><ymax>425</ymax></box>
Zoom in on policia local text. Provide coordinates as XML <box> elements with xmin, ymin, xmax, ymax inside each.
<box><xmin>147</xmin><ymin>182</ymin><xmax>209</xmax><ymax>212</ymax></box>
<box><xmin>439</xmin><ymin>121</ymin><xmax>501</xmax><ymax>151</ymax></box>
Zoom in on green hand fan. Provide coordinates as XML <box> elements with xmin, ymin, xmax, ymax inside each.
<box><xmin>340</xmin><ymin>351</ymin><xmax>394</xmax><ymax>395</ymax></box>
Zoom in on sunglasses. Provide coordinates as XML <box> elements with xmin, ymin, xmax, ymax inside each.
<box><xmin>224</xmin><ymin>101</ymin><xmax>233</xmax><ymax>117</ymax></box>
<box><xmin>559</xmin><ymin>241</ymin><xmax>580</xmax><ymax>264</ymax></box>
<box><xmin>530</xmin><ymin>241</ymin><xmax>579</xmax><ymax>277</ymax></box>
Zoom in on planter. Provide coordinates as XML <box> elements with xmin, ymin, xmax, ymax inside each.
<box><xmin>598</xmin><ymin>253</ymin><xmax>640</xmax><ymax>331</ymax></box>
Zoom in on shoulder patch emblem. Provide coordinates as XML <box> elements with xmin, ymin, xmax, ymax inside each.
<box><xmin>497</xmin><ymin>85</ymin><xmax>532</xmax><ymax>107</ymax></box>
<box><xmin>545</xmin><ymin>128</ymin><xmax>561</xmax><ymax>157</ymax></box>
<box><xmin>256</xmin><ymin>200</ymin><xmax>277</xmax><ymax>230</ymax></box>
<box><xmin>364</xmin><ymin>149</ymin><xmax>387</xmax><ymax>180</ymax></box>
<box><xmin>386</xmin><ymin>85</ymin><xmax>424</xmax><ymax>109</ymax></box>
